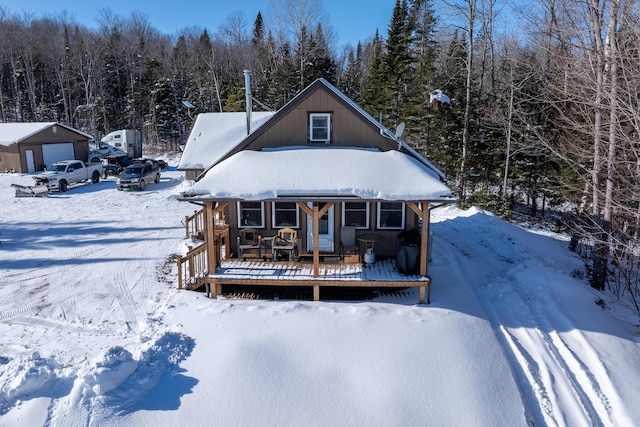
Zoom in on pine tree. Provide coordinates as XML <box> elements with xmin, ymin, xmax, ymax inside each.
<box><xmin>263</xmin><ymin>42</ymin><xmax>298</xmax><ymax>110</ymax></box>
<box><xmin>384</xmin><ymin>0</ymin><xmax>414</xmax><ymax>125</ymax></box>
<box><xmin>359</xmin><ymin>31</ymin><xmax>390</xmax><ymax>123</ymax></box>
<box><xmin>404</xmin><ymin>0</ymin><xmax>437</xmax><ymax>147</ymax></box>
<box><xmin>339</xmin><ymin>44</ymin><xmax>362</xmax><ymax>100</ymax></box>
<box><xmin>303</xmin><ymin>23</ymin><xmax>337</xmax><ymax>84</ymax></box>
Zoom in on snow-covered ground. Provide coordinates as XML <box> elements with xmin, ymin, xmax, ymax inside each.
<box><xmin>1</xmin><ymin>160</ymin><xmax>639</xmax><ymax>426</ymax></box>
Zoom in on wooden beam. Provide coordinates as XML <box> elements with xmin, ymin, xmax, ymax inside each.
<box><xmin>212</xmin><ymin>202</ymin><xmax>229</xmax><ymax>263</ymax></box>
<box><xmin>318</xmin><ymin>202</ymin><xmax>333</xmax><ymax>217</ymax></box>
<box><xmin>205</xmin><ymin>202</ymin><xmax>218</xmax><ymax>298</ymax></box>
<box><xmin>313</xmin><ymin>204</ymin><xmax>320</xmax><ymax>277</ymax></box>
<box><xmin>209</xmin><ymin>277</ymin><xmax>424</xmax><ymax>288</ymax></box>
<box><xmin>406</xmin><ymin>202</ymin><xmax>422</xmax><ymax>217</ymax></box>
<box><xmin>211</xmin><ymin>201</ymin><xmax>228</xmax><ymax>218</ymax></box>
<box><xmin>297</xmin><ymin>202</ymin><xmax>313</xmax><ymax>217</ymax></box>
<box><xmin>419</xmin><ymin>202</ymin><xmax>431</xmax><ymax>304</ymax></box>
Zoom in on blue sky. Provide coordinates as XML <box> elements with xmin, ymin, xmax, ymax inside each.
<box><xmin>7</xmin><ymin>0</ymin><xmax>396</xmax><ymax>48</ymax></box>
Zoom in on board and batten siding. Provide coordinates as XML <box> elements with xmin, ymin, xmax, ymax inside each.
<box><xmin>244</xmin><ymin>90</ymin><xmax>391</xmax><ymax>151</ymax></box>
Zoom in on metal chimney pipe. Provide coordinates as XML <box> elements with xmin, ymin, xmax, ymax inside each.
<box><xmin>244</xmin><ymin>69</ymin><xmax>252</xmax><ymax>135</ymax></box>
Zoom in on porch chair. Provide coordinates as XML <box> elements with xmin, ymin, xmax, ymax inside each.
<box><xmin>272</xmin><ymin>227</ymin><xmax>298</xmax><ymax>261</ymax></box>
<box><xmin>340</xmin><ymin>226</ymin><xmax>359</xmax><ymax>261</ymax></box>
<box><xmin>237</xmin><ymin>228</ymin><xmax>261</xmax><ymax>259</ymax></box>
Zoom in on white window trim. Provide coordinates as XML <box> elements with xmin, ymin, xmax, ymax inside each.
<box><xmin>341</xmin><ymin>202</ymin><xmax>370</xmax><ymax>229</ymax></box>
<box><xmin>272</xmin><ymin>202</ymin><xmax>300</xmax><ymax>229</ymax></box>
<box><xmin>377</xmin><ymin>202</ymin><xmax>405</xmax><ymax>229</ymax></box>
<box><xmin>237</xmin><ymin>201</ymin><xmax>265</xmax><ymax>228</ymax></box>
<box><xmin>309</xmin><ymin>113</ymin><xmax>331</xmax><ymax>143</ymax></box>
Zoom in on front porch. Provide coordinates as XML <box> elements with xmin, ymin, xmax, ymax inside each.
<box><xmin>183</xmin><ymin>257</ymin><xmax>429</xmax><ymax>301</ymax></box>
<box><xmin>178</xmin><ymin>200</ymin><xmax>438</xmax><ymax>303</ymax></box>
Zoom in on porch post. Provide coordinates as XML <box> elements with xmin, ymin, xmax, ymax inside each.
<box><xmin>313</xmin><ymin>204</ymin><xmax>320</xmax><ymax>278</ymax></box>
<box><xmin>205</xmin><ymin>201</ymin><xmax>218</xmax><ymax>298</ymax></box>
<box><xmin>419</xmin><ymin>202</ymin><xmax>431</xmax><ymax>304</ymax></box>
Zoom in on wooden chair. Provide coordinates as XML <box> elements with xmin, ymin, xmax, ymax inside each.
<box><xmin>237</xmin><ymin>228</ymin><xmax>261</xmax><ymax>259</ymax></box>
<box><xmin>340</xmin><ymin>226</ymin><xmax>359</xmax><ymax>261</ymax></box>
<box><xmin>272</xmin><ymin>227</ymin><xmax>298</xmax><ymax>261</ymax></box>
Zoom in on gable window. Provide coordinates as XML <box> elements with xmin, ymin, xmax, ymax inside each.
<box><xmin>377</xmin><ymin>202</ymin><xmax>405</xmax><ymax>229</ymax></box>
<box><xmin>272</xmin><ymin>202</ymin><xmax>299</xmax><ymax>228</ymax></box>
<box><xmin>309</xmin><ymin>113</ymin><xmax>331</xmax><ymax>142</ymax></box>
<box><xmin>238</xmin><ymin>201</ymin><xmax>265</xmax><ymax>228</ymax></box>
<box><xmin>342</xmin><ymin>202</ymin><xmax>369</xmax><ymax>229</ymax></box>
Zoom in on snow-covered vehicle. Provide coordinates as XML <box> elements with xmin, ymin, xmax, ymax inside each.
<box><xmin>33</xmin><ymin>160</ymin><xmax>103</xmax><ymax>192</ymax></box>
<box><xmin>116</xmin><ymin>162</ymin><xmax>161</xmax><ymax>191</ymax></box>
<box><xmin>88</xmin><ymin>130</ymin><xmax>143</xmax><ymax>163</ymax></box>
<box><xmin>88</xmin><ymin>141</ymin><xmax>127</xmax><ymax>163</ymax></box>
<box><xmin>101</xmin><ymin>154</ymin><xmax>135</xmax><ymax>178</ymax></box>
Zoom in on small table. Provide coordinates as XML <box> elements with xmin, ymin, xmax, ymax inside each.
<box><xmin>358</xmin><ymin>234</ymin><xmax>381</xmax><ymax>251</ymax></box>
<box><xmin>358</xmin><ymin>234</ymin><xmax>381</xmax><ymax>264</ymax></box>
<box><xmin>260</xmin><ymin>236</ymin><xmax>276</xmax><ymax>260</ymax></box>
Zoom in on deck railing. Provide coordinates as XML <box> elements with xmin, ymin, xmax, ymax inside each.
<box><xmin>184</xmin><ymin>209</ymin><xmax>207</xmax><ymax>241</ymax></box>
<box><xmin>177</xmin><ymin>243</ymin><xmax>208</xmax><ymax>290</ymax></box>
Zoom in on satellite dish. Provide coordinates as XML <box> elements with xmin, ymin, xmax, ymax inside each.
<box><xmin>394</xmin><ymin>122</ymin><xmax>405</xmax><ymax>140</ymax></box>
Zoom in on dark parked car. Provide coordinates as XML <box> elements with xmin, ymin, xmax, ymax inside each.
<box><xmin>102</xmin><ymin>154</ymin><xmax>134</xmax><ymax>178</ymax></box>
<box><xmin>116</xmin><ymin>162</ymin><xmax>161</xmax><ymax>190</ymax></box>
<box><xmin>134</xmin><ymin>157</ymin><xmax>168</xmax><ymax>170</ymax></box>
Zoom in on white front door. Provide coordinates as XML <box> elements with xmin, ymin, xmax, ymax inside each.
<box><xmin>25</xmin><ymin>150</ymin><xmax>35</xmax><ymax>173</ymax></box>
<box><xmin>307</xmin><ymin>202</ymin><xmax>334</xmax><ymax>252</ymax></box>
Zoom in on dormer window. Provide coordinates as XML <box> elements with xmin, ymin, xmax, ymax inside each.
<box><xmin>309</xmin><ymin>113</ymin><xmax>331</xmax><ymax>143</ymax></box>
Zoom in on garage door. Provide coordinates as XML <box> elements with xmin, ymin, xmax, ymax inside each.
<box><xmin>42</xmin><ymin>143</ymin><xmax>75</xmax><ymax>170</ymax></box>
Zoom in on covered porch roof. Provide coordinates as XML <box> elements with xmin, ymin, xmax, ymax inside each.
<box><xmin>180</xmin><ymin>146</ymin><xmax>455</xmax><ymax>203</ymax></box>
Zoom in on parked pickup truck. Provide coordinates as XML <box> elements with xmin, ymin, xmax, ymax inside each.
<box><xmin>33</xmin><ymin>160</ymin><xmax>103</xmax><ymax>192</ymax></box>
<box><xmin>116</xmin><ymin>161</ymin><xmax>161</xmax><ymax>191</ymax></box>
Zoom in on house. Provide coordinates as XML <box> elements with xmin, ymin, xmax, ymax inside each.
<box><xmin>178</xmin><ymin>78</ymin><xmax>456</xmax><ymax>303</ymax></box>
<box><xmin>178</xmin><ymin>111</ymin><xmax>274</xmax><ymax>180</ymax></box>
<box><xmin>0</xmin><ymin>122</ymin><xmax>92</xmax><ymax>173</ymax></box>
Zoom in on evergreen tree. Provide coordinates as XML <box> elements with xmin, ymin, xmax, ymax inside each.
<box><xmin>403</xmin><ymin>0</ymin><xmax>438</xmax><ymax>148</ymax></box>
<box><xmin>339</xmin><ymin>44</ymin><xmax>362</xmax><ymax>100</ymax></box>
<box><xmin>384</xmin><ymin>0</ymin><xmax>414</xmax><ymax>125</ymax></box>
<box><xmin>263</xmin><ymin>42</ymin><xmax>298</xmax><ymax>110</ymax></box>
<box><xmin>251</xmin><ymin>12</ymin><xmax>269</xmax><ymax>89</ymax></box>
<box><xmin>359</xmin><ymin>31</ymin><xmax>390</xmax><ymax>123</ymax></box>
<box><xmin>303</xmin><ymin>23</ymin><xmax>337</xmax><ymax>84</ymax></box>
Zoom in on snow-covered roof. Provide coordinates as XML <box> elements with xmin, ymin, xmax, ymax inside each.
<box><xmin>181</xmin><ymin>146</ymin><xmax>455</xmax><ymax>202</ymax></box>
<box><xmin>0</xmin><ymin>122</ymin><xmax>92</xmax><ymax>146</ymax></box>
<box><xmin>178</xmin><ymin>112</ymin><xmax>274</xmax><ymax>170</ymax></box>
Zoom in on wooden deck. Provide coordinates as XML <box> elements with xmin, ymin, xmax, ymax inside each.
<box><xmin>202</xmin><ymin>258</ymin><xmax>430</xmax><ymax>301</ymax></box>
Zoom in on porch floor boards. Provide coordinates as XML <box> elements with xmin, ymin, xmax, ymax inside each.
<box><xmin>210</xmin><ymin>258</ymin><xmax>426</xmax><ymax>286</ymax></box>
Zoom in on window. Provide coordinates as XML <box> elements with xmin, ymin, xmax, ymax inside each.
<box><xmin>342</xmin><ymin>202</ymin><xmax>369</xmax><ymax>229</ymax></box>
<box><xmin>272</xmin><ymin>202</ymin><xmax>299</xmax><ymax>228</ymax></box>
<box><xmin>237</xmin><ymin>202</ymin><xmax>264</xmax><ymax>228</ymax></box>
<box><xmin>377</xmin><ymin>202</ymin><xmax>405</xmax><ymax>229</ymax></box>
<box><xmin>309</xmin><ymin>113</ymin><xmax>331</xmax><ymax>142</ymax></box>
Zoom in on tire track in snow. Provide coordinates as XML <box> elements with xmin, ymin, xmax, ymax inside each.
<box><xmin>437</xmin><ymin>231</ymin><xmax>625</xmax><ymax>427</ymax></box>
<box><xmin>508</xmin><ymin>272</ymin><xmax>631</xmax><ymax>426</ymax></box>
<box><xmin>104</xmin><ymin>269</ymin><xmax>138</xmax><ymax>332</ymax></box>
<box><xmin>438</xmin><ymin>238</ymin><xmax>550</xmax><ymax>426</ymax></box>
<box><xmin>0</xmin><ymin>274</ymin><xmax>89</xmax><ymax>323</ymax></box>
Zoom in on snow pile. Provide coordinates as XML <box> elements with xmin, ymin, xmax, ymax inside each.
<box><xmin>1</xmin><ymin>353</ymin><xmax>60</xmax><ymax>404</ymax></box>
<box><xmin>83</xmin><ymin>347</ymin><xmax>139</xmax><ymax>396</ymax></box>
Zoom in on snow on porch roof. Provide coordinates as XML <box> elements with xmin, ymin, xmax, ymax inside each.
<box><xmin>178</xmin><ymin>111</ymin><xmax>274</xmax><ymax>170</ymax></box>
<box><xmin>181</xmin><ymin>146</ymin><xmax>456</xmax><ymax>202</ymax></box>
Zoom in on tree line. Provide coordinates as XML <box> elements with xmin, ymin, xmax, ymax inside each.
<box><xmin>1</xmin><ymin>0</ymin><xmax>639</xmax><ymax>312</ymax></box>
